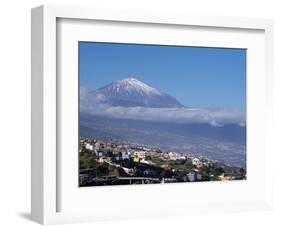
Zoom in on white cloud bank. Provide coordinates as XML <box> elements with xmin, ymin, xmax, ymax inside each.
<box><xmin>81</xmin><ymin>104</ymin><xmax>245</xmax><ymax>127</ymax></box>
<box><xmin>80</xmin><ymin>86</ymin><xmax>246</xmax><ymax>127</ymax></box>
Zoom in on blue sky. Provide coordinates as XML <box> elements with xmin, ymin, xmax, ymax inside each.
<box><xmin>79</xmin><ymin>42</ymin><xmax>246</xmax><ymax>109</ymax></box>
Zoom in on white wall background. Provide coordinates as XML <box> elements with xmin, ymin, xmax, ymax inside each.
<box><xmin>0</xmin><ymin>0</ymin><xmax>280</xmax><ymax>229</ymax></box>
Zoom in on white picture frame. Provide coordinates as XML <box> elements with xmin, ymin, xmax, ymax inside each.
<box><xmin>31</xmin><ymin>5</ymin><xmax>274</xmax><ymax>225</ymax></box>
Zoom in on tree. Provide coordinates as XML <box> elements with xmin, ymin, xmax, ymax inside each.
<box><xmin>88</xmin><ymin>157</ymin><xmax>97</xmax><ymax>169</ymax></box>
<box><xmin>79</xmin><ymin>159</ymin><xmax>88</xmax><ymax>170</ymax></box>
<box><xmin>96</xmin><ymin>164</ymin><xmax>109</xmax><ymax>176</ymax></box>
<box><xmin>215</xmin><ymin>167</ymin><xmax>225</xmax><ymax>175</ymax></box>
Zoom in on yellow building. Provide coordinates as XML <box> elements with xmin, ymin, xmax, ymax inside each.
<box><xmin>133</xmin><ymin>155</ymin><xmax>140</xmax><ymax>163</ymax></box>
<box><xmin>134</xmin><ymin>151</ymin><xmax>146</xmax><ymax>159</ymax></box>
<box><xmin>218</xmin><ymin>174</ymin><xmax>231</xmax><ymax>181</ymax></box>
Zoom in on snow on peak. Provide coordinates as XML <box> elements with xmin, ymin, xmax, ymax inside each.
<box><xmin>88</xmin><ymin>76</ymin><xmax>183</xmax><ymax>108</ymax></box>
<box><xmin>111</xmin><ymin>77</ymin><xmax>161</xmax><ymax>96</ymax></box>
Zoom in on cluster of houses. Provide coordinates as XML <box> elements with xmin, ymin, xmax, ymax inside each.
<box><xmin>82</xmin><ymin>138</ymin><xmax>207</xmax><ymax>167</ymax></box>
<box><xmin>83</xmin><ymin>139</ymin><xmax>150</xmax><ymax>162</ymax></box>
<box><xmin>80</xmin><ymin>138</ymin><xmax>241</xmax><ymax>183</ymax></box>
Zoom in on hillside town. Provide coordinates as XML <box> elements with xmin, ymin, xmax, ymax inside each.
<box><xmin>79</xmin><ymin>137</ymin><xmax>246</xmax><ymax>187</ymax></box>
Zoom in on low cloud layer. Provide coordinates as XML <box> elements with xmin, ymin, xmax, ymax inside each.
<box><xmin>81</xmin><ymin>103</ymin><xmax>245</xmax><ymax>128</ymax></box>
<box><xmin>80</xmin><ymin>86</ymin><xmax>246</xmax><ymax>127</ymax></box>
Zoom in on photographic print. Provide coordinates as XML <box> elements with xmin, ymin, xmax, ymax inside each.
<box><xmin>79</xmin><ymin>42</ymin><xmax>246</xmax><ymax>187</ymax></box>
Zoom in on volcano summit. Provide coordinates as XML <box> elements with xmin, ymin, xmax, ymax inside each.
<box><xmin>87</xmin><ymin>78</ymin><xmax>184</xmax><ymax>108</ymax></box>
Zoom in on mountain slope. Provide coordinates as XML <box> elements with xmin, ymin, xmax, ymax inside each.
<box><xmin>87</xmin><ymin>78</ymin><xmax>183</xmax><ymax>108</ymax></box>
<box><xmin>80</xmin><ymin>114</ymin><xmax>246</xmax><ymax>167</ymax></box>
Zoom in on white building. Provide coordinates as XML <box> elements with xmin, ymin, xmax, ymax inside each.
<box><xmin>196</xmin><ymin>174</ymin><xmax>202</xmax><ymax>181</ymax></box>
<box><xmin>85</xmin><ymin>143</ymin><xmax>94</xmax><ymax>151</ymax></box>
<box><xmin>140</xmin><ymin>158</ymin><xmax>150</xmax><ymax>164</ymax></box>
<box><xmin>121</xmin><ymin>152</ymin><xmax>130</xmax><ymax>160</ymax></box>
<box><xmin>98</xmin><ymin>157</ymin><xmax>104</xmax><ymax>163</ymax></box>
<box><xmin>187</xmin><ymin>172</ymin><xmax>196</xmax><ymax>182</ymax></box>
<box><xmin>192</xmin><ymin>158</ymin><xmax>203</xmax><ymax>168</ymax></box>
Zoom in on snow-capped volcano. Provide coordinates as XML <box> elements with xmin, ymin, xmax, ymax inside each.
<box><xmin>100</xmin><ymin>78</ymin><xmax>161</xmax><ymax>96</ymax></box>
<box><xmin>87</xmin><ymin>77</ymin><xmax>183</xmax><ymax>108</ymax></box>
